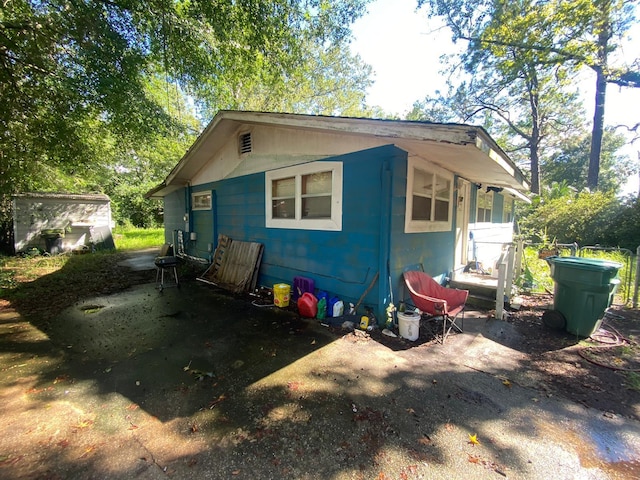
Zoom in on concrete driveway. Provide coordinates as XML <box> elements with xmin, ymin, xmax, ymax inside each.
<box><xmin>0</xmin><ymin>252</ymin><xmax>639</xmax><ymax>479</ymax></box>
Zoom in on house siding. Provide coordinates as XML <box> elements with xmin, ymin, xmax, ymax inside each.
<box><xmin>164</xmin><ymin>145</ymin><xmax>408</xmax><ymax>316</ymax></box>
<box><xmin>163</xmin><ymin>189</ymin><xmax>186</xmax><ymax>246</ymax></box>
<box><xmin>387</xmin><ymin>156</ymin><xmax>456</xmax><ymax>303</ymax></box>
<box><xmin>161</xmin><ymin>144</ymin><xmax>514</xmax><ymax>319</ymax></box>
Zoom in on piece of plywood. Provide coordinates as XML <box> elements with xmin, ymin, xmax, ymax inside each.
<box><xmin>199</xmin><ymin>235</ymin><xmax>263</xmax><ymax>293</ymax></box>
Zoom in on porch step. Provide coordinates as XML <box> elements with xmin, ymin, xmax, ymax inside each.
<box><xmin>449</xmin><ymin>279</ymin><xmax>496</xmax><ymax>300</ymax></box>
<box><xmin>466</xmin><ymin>293</ymin><xmax>497</xmax><ymax>310</ymax></box>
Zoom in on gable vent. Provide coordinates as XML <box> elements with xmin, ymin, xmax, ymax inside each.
<box><xmin>239</xmin><ymin>132</ymin><xmax>252</xmax><ymax>154</ymax></box>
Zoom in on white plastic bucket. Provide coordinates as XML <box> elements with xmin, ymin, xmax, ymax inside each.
<box><xmin>398</xmin><ymin>311</ymin><xmax>420</xmax><ymax>341</ymax></box>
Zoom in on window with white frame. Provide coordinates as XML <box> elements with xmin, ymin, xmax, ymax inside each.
<box><xmin>266</xmin><ymin>162</ymin><xmax>343</xmax><ymax>231</ymax></box>
<box><xmin>502</xmin><ymin>197</ymin><xmax>514</xmax><ymax>223</ymax></box>
<box><xmin>192</xmin><ymin>191</ymin><xmax>212</xmax><ymax>210</ymax></box>
<box><xmin>405</xmin><ymin>157</ymin><xmax>453</xmax><ymax>233</ymax></box>
<box><xmin>476</xmin><ymin>191</ymin><xmax>493</xmax><ymax>222</ymax></box>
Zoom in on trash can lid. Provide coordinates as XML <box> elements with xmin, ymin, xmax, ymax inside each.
<box><xmin>547</xmin><ymin>256</ymin><xmax>622</xmax><ymax>272</ymax></box>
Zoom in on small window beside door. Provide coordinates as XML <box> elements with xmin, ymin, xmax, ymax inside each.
<box><xmin>192</xmin><ymin>191</ymin><xmax>212</xmax><ymax>211</ymax></box>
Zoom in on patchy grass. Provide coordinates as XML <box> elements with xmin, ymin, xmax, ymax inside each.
<box><xmin>625</xmin><ymin>372</ymin><xmax>640</xmax><ymax>392</ymax></box>
<box><xmin>112</xmin><ymin>226</ymin><xmax>164</xmax><ymax>251</ymax></box>
<box><xmin>517</xmin><ymin>245</ymin><xmax>635</xmax><ymax>304</ymax></box>
<box><xmin>0</xmin><ymin>251</ymin><xmax>133</xmax><ymax>320</ymax></box>
<box><xmin>517</xmin><ymin>246</ymin><xmax>555</xmax><ymax>294</ymax></box>
<box><xmin>1</xmin><ymin>227</ymin><xmax>164</xmax><ymax>320</ymax></box>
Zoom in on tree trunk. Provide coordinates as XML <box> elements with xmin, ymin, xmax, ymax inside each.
<box><xmin>588</xmin><ymin>1</ymin><xmax>612</xmax><ymax>191</ymax></box>
<box><xmin>588</xmin><ymin>65</ymin><xmax>607</xmax><ymax>190</ymax></box>
<box><xmin>530</xmin><ymin>144</ymin><xmax>540</xmax><ymax>195</ymax></box>
<box><xmin>527</xmin><ymin>68</ymin><xmax>541</xmax><ymax>195</ymax></box>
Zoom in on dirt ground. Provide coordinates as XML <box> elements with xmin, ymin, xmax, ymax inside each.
<box><xmin>0</xmin><ymin>251</ymin><xmax>639</xmax><ymax>479</ymax></box>
<box><xmin>500</xmin><ymin>295</ymin><xmax>640</xmax><ymax>422</ymax></box>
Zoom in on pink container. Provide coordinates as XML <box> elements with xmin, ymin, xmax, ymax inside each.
<box><xmin>297</xmin><ymin>292</ymin><xmax>318</xmax><ymax>318</ymax></box>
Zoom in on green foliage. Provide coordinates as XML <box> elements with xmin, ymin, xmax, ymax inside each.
<box><xmin>200</xmin><ymin>41</ymin><xmax>375</xmax><ymax>117</ymax></box>
<box><xmin>517</xmin><ymin>190</ymin><xmax>640</xmax><ymax>251</ymax></box>
<box><xmin>0</xmin><ymin>0</ymin><xmax>372</xmax><ymax>248</ymax></box>
<box><xmin>417</xmin><ymin>0</ymin><xmax>638</xmax><ymax>192</ymax></box>
<box><xmin>518</xmin><ymin>246</ymin><xmax>554</xmax><ymax>293</ymax></box>
<box><xmin>625</xmin><ymin>372</ymin><xmax>640</xmax><ymax>392</ymax></box>
<box><xmin>112</xmin><ymin>227</ymin><xmax>165</xmax><ymax>251</ymax></box>
<box><xmin>519</xmin><ymin>191</ymin><xmax>616</xmax><ymax>245</ymax></box>
<box><xmin>542</xmin><ymin>127</ymin><xmax>635</xmax><ymax>193</ymax></box>
<box><xmin>598</xmin><ymin>196</ymin><xmax>640</xmax><ymax>251</ymax></box>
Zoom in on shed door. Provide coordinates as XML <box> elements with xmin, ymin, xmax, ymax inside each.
<box><xmin>454</xmin><ymin>178</ymin><xmax>470</xmax><ymax>269</ymax></box>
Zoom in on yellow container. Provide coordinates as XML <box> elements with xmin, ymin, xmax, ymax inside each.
<box><xmin>359</xmin><ymin>315</ymin><xmax>369</xmax><ymax>330</ymax></box>
<box><xmin>273</xmin><ymin>284</ymin><xmax>291</xmax><ymax>308</ymax></box>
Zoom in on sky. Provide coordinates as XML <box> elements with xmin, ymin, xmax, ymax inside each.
<box><xmin>349</xmin><ymin>0</ymin><xmax>640</xmax><ymax>193</ymax></box>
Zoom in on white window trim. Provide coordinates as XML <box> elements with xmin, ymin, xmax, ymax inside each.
<box><xmin>405</xmin><ymin>157</ymin><xmax>453</xmax><ymax>233</ymax></box>
<box><xmin>192</xmin><ymin>191</ymin><xmax>212</xmax><ymax>211</ymax></box>
<box><xmin>265</xmin><ymin>162</ymin><xmax>343</xmax><ymax>231</ymax></box>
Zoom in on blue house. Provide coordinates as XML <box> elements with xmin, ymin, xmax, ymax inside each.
<box><xmin>147</xmin><ymin>111</ymin><xmax>530</xmax><ymax>319</ymax></box>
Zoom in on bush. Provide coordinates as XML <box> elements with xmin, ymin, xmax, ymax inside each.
<box><xmin>517</xmin><ymin>191</ymin><xmax>638</xmax><ymax>249</ymax></box>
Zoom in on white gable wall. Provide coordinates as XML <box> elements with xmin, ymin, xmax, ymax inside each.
<box><xmin>191</xmin><ymin>124</ymin><xmax>390</xmax><ymax>186</ymax></box>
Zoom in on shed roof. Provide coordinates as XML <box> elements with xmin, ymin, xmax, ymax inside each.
<box><xmin>148</xmin><ymin>111</ymin><xmax>530</xmax><ymax>199</ymax></box>
<box><xmin>13</xmin><ymin>192</ymin><xmax>110</xmax><ymax>202</ymax></box>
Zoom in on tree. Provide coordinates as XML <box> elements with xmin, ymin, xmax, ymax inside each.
<box><xmin>0</xmin><ymin>0</ymin><xmax>371</xmax><ymax>249</ymax></box>
<box><xmin>542</xmin><ymin>127</ymin><xmax>634</xmax><ymax>193</ymax></box>
<box><xmin>198</xmin><ymin>40</ymin><xmax>375</xmax><ymax>117</ymax></box>
<box><xmin>406</xmin><ymin>59</ymin><xmax>584</xmax><ymax>194</ymax></box>
<box><xmin>418</xmin><ymin>0</ymin><xmax>639</xmax><ymax>190</ymax></box>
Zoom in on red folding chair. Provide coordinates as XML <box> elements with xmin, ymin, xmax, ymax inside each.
<box><xmin>403</xmin><ymin>270</ymin><xmax>468</xmax><ymax>343</ymax></box>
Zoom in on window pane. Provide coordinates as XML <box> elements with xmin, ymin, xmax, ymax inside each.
<box><xmin>435</xmin><ymin>199</ymin><xmax>449</xmax><ymax>221</ymax></box>
<box><xmin>413</xmin><ymin>169</ymin><xmax>432</xmax><ymax>197</ymax></box>
<box><xmin>302</xmin><ymin>171</ymin><xmax>332</xmax><ymax>195</ymax></box>
<box><xmin>503</xmin><ymin>199</ymin><xmax>513</xmax><ymax>222</ymax></box>
<box><xmin>272</xmin><ymin>198</ymin><xmax>295</xmax><ymax>218</ymax></box>
<box><xmin>434</xmin><ymin>176</ymin><xmax>450</xmax><ymax>200</ymax></box>
<box><xmin>272</xmin><ymin>177</ymin><xmax>295</xmax><ymax>197</ymax></box>
<box><xmin>193</xmin><ymin>193</ymin><xmax>211</xmax><ymax>209</ymax></box>
<box><xmin>477</xmin><ymin>192</ymin><xmax>492</xmax><ymax>222</ymax></box>
<box><xmin>412</xmin><ymin>195</ymin><xmax>431</xmax><ymax>221</ymax></box>
<box><xmin>302</xmin><ymin>196</ymin><xmax>331</xmax><ymax>218</ymax></box>
<box><xmin>433</xmin><ymin>175</ymin><xmax>450</xmax><ymax>221</ymax></box>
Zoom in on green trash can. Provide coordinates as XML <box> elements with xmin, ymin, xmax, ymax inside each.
<box><xmin>546</xmin><ymin>256</ymin><xmax>622</xmax><ymax>337</ymax></box>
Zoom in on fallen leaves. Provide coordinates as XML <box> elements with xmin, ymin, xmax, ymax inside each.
<box><xmin>80</xmin><ymin>444</ymin><xmax>97</xmax><ymax>458</ymax></box>
<box><xmin>74</xmin><ymin>419</ymin><xmax>94</xmax><ymax>430</ymax></box>
<box><xmin>287</xmin><ymin>381</ymin><xmax>302</xmax><ymax>391</ymax></box>
<box><xmin>468</xmin><ymin>433</ymin><xmax>480</xmax><ymax>446</ymax></box>
<box><xmin>0</xmin><ymin>454</ymin><xmax>24</xmax><ymax>466</ymax></box>
<box><xmin>53</xmin><ymin>374</ymin><xmax>71</xmax><ymax>384</ymax></box>
<box><xmin>24</xmin><ymin>386</ymin><xmax>54</xmax><ymax>395</ymax></box>
<box><xmin>468</xmin><ymin>453</ymin><xmax>507</xmax><ymax>476</ymax></box>
<box><xmin>208</xmin><ymin>393</ymin><xmax>226</xmax><ymax>409</ymax></box>
<box><xmin>502</xmin><ymin>379</ymin><xmax>512</xmax><ymax>388</ymax></box>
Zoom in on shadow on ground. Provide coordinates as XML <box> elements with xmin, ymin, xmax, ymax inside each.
<box><xmin>0</xmin><ymin>252</ymin><xmax>639</xmax><ymax>479</ymax></box>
